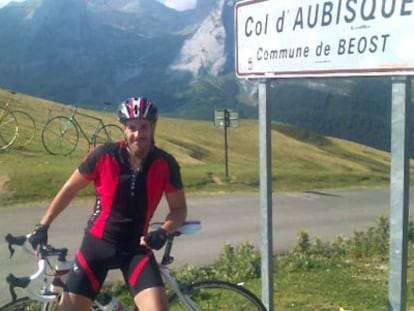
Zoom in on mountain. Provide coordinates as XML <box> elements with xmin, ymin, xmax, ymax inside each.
<box><xmin>0</xmin><ymin>0</ymin><xmax>413</xmax><ymax>155</ymax></box>
<box><xmin>168</xmin><ymin>0</ymin><xmax>233</xmax><ymax>79</ymax></box>
<box><xmin>0</xmin><ymin>0</ymin><xmax>219</xmax><ymax>108</ymax></box>
<box><xmin>270</xmin><ymin>77</ymin><xmax>394</xmax><ymax>152</ymax></box>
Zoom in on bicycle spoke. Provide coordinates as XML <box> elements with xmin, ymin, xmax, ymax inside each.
<box><xmin>41</xmin><ymin>116</ymin><xmax>79</xmax><ymax>156</ymax></box>
<box><xmin>12</xmin><ymin>110</ymin><xmax>37</xmax><ymax>147</ymax></box>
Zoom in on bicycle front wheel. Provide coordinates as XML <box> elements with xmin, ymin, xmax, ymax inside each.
<box><xmin>0</xmin><ymin>109</ymin><xmax>19</xmax><ymax>151</ymax></box>
<box><xmin>168</xmin><ymin>280</ymin><xmax>267</xmax><ymax>311</ymax></box>
<box><xmin>0</xmin><ymin>297</ymin><xmax>58</xmax><ymax>311</ymax></box>
<box><xmin>93</xmin><ymin>124</ymin><xmax>124</xmax><ymax>147</ymax></box>
<box><xmin>12</xmin><ymin>110</ymin><xmax>37</xmax><ymax>147</ymax></box>
<box><xmin>42</xmin><ymin>116</ymin><xmax>79</xmax><ymax>156</ymax></box>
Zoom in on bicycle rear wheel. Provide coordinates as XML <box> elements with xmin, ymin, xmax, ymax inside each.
<box><xmin>168</xmin><ymin>280</ymin><xmax>267</xmax><ymax>311</ymax></box>
<box><xmin>0</xmin><ymin>109</ymin><xmax>19</xmax><ymax>151</ymax></box>
<box><xmin>0</xmin><ymin>297</ymin><xmax>58</xmax><ymax>311</ymax></box>
<box><xmin>42</xmin><ymin>116</ymin><xmax>79</xmax><ymax>156</ymax></box>
<box><xmin>12</xmin><ymin>110</ymin><xmax>37</xmax><ymax>147</ymax></box>
<box><xmin>93</xmin><ymin>124</ymin><xmax>123</xmax><ymax>147</ymax></box>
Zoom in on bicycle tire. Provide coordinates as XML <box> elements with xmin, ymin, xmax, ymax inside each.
<box><xmin>0</xmin><ymin>109</ymin><xmax>19</xmax><ymax>151</ymax></box>
<box><xmin>0</xmin><ymin>297</ymin><xmax>58</xmax><ymax>311</ymax></box>
<box><xmin>168</xmin><ymin>280</ymin><xmax>267</xmax><ymax>311</ymax></box>
<box><xmin>93</xmin><ymin>124</ymin><xmax>124</xmax><ymax>147</ymax></box>
<box><xmin>41</xmin><ymin>116</ymin><xmax>79</xmax><ymax>156</ymax></box>
<box><xmin>12</xmin><ymin>110</ymin><xmax>37</xmax><ymax>147</ymax></box>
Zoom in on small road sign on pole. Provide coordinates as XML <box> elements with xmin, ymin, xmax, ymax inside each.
<box><xmin>214</xmin><ymin>109</ymin><xmax>240</xmax><ymax>180</ymax></box>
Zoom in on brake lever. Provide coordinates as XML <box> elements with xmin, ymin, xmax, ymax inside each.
<box><xmin>5</xmin><ymin>234</ymin><xmax>16</xmax><ymax>259</ymax></box>
<box><xmin>5</xmin><ymin>233</ymin><xmax>28</xmax><ymax>259</ymax></box>
<box><xmin>7</xmin><ymin>243</ymin><xmax>15</xmax><ymax>259</ymax></box>
<box><xmin>8</xmin><ymin>284</ymin><xmax>17</xmax><ymax>302</ymax></box>
<box><xmin>6</xmin><ymin>273</ymin><xmax>30</xmax><ymax>302</ymax></box>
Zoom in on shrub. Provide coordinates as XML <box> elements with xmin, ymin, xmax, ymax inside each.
<box><xmin>285</xmin><ymin>215</ymin><xmax>411</xmax><ymax>271</ymax></box>
<box><xmin>287</xmin><ymin>231</ymin><xmax>333</xmax><ymax>270</ymax></box>
<box><xmin>176</xmin><ymin>242</ymin><xmax>261</xmax><ymax>284</ymax></box>
<box><xmin>214</xmin><ymin>242</ymin><xmax>261</xmax><ymax>282</ymax></box>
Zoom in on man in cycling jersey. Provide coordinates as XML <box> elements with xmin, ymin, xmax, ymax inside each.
<box><xmin>28</xmin><ymin>97</ymin><xmax>187</xmax><ymax>311</ymax></box>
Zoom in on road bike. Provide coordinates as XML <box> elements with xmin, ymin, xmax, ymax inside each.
<box><xmin>41</xmin><ymin>104</ymin><xmax>124</xmax><ymax>156</ymax></box>
<box><xmin>1</xmin><ymin>220</ymin><xmax>267</xmax><ymax>311</ymax></box>
<box><xmin>0</xmin><ymin>91</ymin><xmax>37</xmax><ymax>151</ymax></box>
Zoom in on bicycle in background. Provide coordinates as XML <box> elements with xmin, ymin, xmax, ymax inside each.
<box><xmin>2</xmin><ymin>220</ymin><xmax>267</xmax><ymax>311</ymax></box>
<box><xmin>0</xmin><ymin>91</ymin><xmax>37</xmax><ymax>151</ymax></box>
<box><xmin>0</xmin><ymin>102</ymin><xmax>18</xmax><ymax>151</ymax></box>
<box><xmin>41</xmin><ymin>103</ymin><xmax>124</xmax><ymax>156</ymax></box>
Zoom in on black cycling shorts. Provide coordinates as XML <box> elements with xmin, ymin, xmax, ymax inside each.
<box><xmin>64</xmin><ymin>232</ymin><xmax>164</xmax><ymax>300</ymax></box>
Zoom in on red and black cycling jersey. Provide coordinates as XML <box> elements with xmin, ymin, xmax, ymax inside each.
<box><xmin>78</xmin><ymin>141</ymin><xmax>183</xmax><ymax>246</ymax></box>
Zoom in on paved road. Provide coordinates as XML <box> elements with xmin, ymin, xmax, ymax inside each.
<box><xmin>0</xmin><ymin>188</ymin><xmax>408</xmax><ymax>304</ymax></box>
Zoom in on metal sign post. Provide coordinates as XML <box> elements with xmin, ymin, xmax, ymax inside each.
<box><xmin>388</xmin><ymin>76</ymin><xmax>411</xmax><ymax>311</ymax></box>
<box><xmin>258</xmin><ymin>79</ymin><xmax>274</xmax><ymax>310</ymax></box>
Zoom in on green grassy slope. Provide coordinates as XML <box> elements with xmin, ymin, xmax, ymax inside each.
<box><xmin>0</xmin><ymin>89</ymin><xmax>407</xmax><ymax>205</ymax></box>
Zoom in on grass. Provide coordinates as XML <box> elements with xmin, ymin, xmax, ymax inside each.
<box><xmin>274</xmin><ymin>258</ymin><xmax>389</xmax><ymax>310</ymax></box>
<box><xmin>1</xmin><ymin>88</ymin><xmax>410</xmax><ymax>205</ymax></box>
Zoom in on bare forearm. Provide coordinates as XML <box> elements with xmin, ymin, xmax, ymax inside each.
<box><xmin>162</xmin><ymin>207</ymin><xmax>187</xmax><ymax>233</ymax></box>
<box><xmin>156</xmin><ymin>188</ymin><xmax>188</xmax><ymax>233</ymax></box>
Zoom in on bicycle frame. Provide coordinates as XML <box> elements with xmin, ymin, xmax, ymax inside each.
<box><xmin>0</xmin><ymin>91</ymin><xmax>15</xmax><ymax>113</ymax></box>
<box><xmin>161</xmin><ymin>268</ymin><xmax>200</xmax><ymax>310</ymax></box>
<box><xmin>154</xmin><ymin>220</ymin><xmax>203</xmax><ymax>310</ymax></box>
<box><xmin>67</xmin><ymin>107</ymin><xmax>107</xmax><ymax>146</ymax></box>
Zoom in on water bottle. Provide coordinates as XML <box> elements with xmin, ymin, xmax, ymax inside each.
<box><xmin>96</xmin><ymin>293</ymin><xmax>126</xmax><ymax>311</ymax></box>
<box><xmin>50</xmin><ymin>260</ymin><xmax>72</xmax><ymax>293</ymax></box>
<box><xmin>55</xmin><ymin>260</ymin><xmax>72</xmax><ymax>278</ymax></box>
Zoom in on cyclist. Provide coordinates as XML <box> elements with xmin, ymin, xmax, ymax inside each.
<box><xmin>28</xmin><ymin>97</ymin><xmax>188</xmax><ymax>311</ymax></box>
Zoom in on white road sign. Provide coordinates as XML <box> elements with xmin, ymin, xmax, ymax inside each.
<box><xmin>235</xmin><ymin>0</ymin><xmax>414</xmax><ymax>78</ymax></box>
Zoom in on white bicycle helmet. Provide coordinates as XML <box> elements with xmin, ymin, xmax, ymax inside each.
<box><xmin>117</xmin><ymin>97</ymin><xmax>158</xmax><ymax>124</ymax></box>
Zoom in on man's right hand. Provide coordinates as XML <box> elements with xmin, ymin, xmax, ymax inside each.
<box><xmin>143</xmin><ymin>227</ymin><xmax>168</xmax><ymax>250</ymax></box>
<box><xmin>28</xmin><ymin>224</ymin><xmax>49</xmax><ymax>249</ymax></box>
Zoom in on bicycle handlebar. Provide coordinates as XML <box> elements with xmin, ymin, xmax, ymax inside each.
<box><xmin>149</xmin><ymin>220</ymin><xmax>201</xmax><ymax>237</ymax></box>
<box><xmin>5</xmin><ymin>233</ymin><xmax>68</xmax><ymax>260</ymax></box>
<box><xmin>4</xmin><ymin>233</ymin><xmax>68</xmax><ymax>302</ymax></box>
<box><xmin>4</xmin><ymin>220</ymin><xmax>201</xmax><ymax>302</ymax></box>
<box><xmin>149</xmin><ymin>220</ymin><xmax>202</xmax><ymax>266</ymax></box>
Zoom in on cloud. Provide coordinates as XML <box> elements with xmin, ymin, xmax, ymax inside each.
<box><xmin>0</xmin><ymin>0</ymin><xmax>11</xmax><ymax>8</ymax></box>
<box><xmin>0</xmin><ymin>0</ymin><xmax>26</xmax><ymax>9</ymax></box>
<box><xmin>156</xmin><ymin>0</ymin><xmax>197</xmax><ymax>11</ymax></box>
<box><xmin>0</xmin><ymin>0</ymin><xmax>199</xmax><ymax>11</ymax></box>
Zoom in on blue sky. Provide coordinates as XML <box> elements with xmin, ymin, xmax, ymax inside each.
<box><xmin>0</xmin><ymin>0</ymin><xmax>198</xmax><ymax>10</ymax></box>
